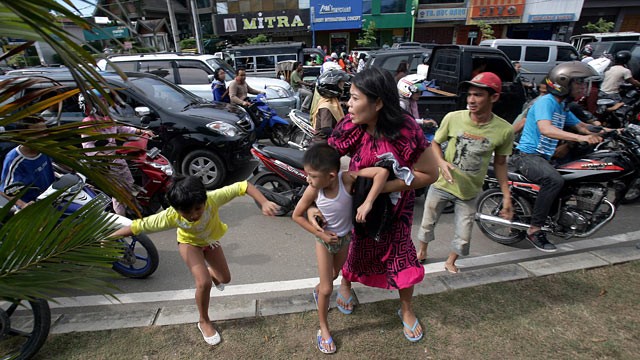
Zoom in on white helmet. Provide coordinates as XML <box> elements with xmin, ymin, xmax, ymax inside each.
<box><xmin>397</xmin><ymin>74</ymin><xmax>427</xmax><ymax>98</ymax></box>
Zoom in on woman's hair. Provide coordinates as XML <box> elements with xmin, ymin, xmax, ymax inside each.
<box><xmin>166</xmin><ymin>175</ymin><xmax>207</xmax><ymax>212</ymax></box>
<box><xmin>214</xmin><ymin>68</ymin><xmax>225</xmax><ymax>81</ymax></box>
<box><xmin>351</xmin><ymin>67</ymin><xmax>406</xmax><ymax>139</ymax></box>
<box><xmin>358</xmin><ymin>53</ymin><xmax>366</xmax><ymax>61</ymax></box>
<box><xmin>396</xmin><ymin>61</ymin><xmax>409</xmax><ymax>73</ymax></box>
<box><xmin>303</xmin><ymin>143</ymin><xmax>340</xmax><ymax>173</ymax></box>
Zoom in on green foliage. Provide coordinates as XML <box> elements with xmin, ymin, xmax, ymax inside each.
<box><xmin>478</xmin><ymin>21</ymin><xmax>495</xmax><ymax>40</ymax></box>
<box><xmin>6</xmin><ymin>54</ymin><xmax>26</xmax><ymax>67</ymax></box>
<box><xmin>247</xmin><ymin>34</ymin><xmax>269</xmax><ymax>44</ymax></box>
<box><xmin>26</xmin><ymin>55</ymin><xmax>40</xmax><ymax>66</ymax></box>
<box><xmin>357</xmin><ymin>21</ymin><xmax>377</xmax><ymax>47</ymax></box>
<box><xmin>179</xmin><ymin>38</ymin><xmax>197</xmax><ymax>49</ymax></box>
<box><xmin>584</xmin><ymin>18</ymin><xmax>615</xmax><ymax>33</ymax></box>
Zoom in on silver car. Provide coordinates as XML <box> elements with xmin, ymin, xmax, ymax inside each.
<box><xmin>97</xmin><ymin>53</ymin><xmax>298</xmax><ymax>117</ymax></box>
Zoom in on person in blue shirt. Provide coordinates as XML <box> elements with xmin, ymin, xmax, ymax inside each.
<box><xmin>1</xmin><ymin>116</ymin><xmax>54</xmax><ymax>206</ymax></box>
<box><xmin>211</xmin><ymin>68</ymin><xmax>230</xmax><ymax>103</ymax></box>
<box><xmin>512</xmin><ymin>62</ymin><xmax>603</xmax><ymax>252</ymax></box>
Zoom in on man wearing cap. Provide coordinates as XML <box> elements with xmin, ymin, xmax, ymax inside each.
<box><xmin>417</xmin><ymin>72</ymin><xmax>514</xmax><ymax>273</ymax></box>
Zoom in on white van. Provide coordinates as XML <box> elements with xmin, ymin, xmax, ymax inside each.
<box><xmin>570</xmin><ymin>32</ymin><xmax>640</xmax><ymax>53</ymax></box>
<box><xmin>480</xmin><ymin>39</ymin><xmax>579</xmax><ymax>85</ymax></box>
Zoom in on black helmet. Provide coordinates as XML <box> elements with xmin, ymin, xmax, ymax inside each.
<box><xmin>316</xmin><ymin>68</ymin><xmax>349</xmax><ymax>98</ymax></box>
<box><xmin>545</xmin><ymin>61</ymin><xmax>598</xmax><ymax>97</ymax></box>
<box><xmin>614</xmin><ymin>50</ymin><xmax>632</xmax><ymax>65</ymax></box>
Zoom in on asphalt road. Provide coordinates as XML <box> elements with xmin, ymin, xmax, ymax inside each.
<box><xmin>104</xmin><ymin>158</ymin><xmax>640</xmax><ymax>295</ymax></box>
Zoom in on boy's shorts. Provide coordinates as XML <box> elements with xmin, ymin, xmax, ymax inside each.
<box><xmin>316</xmin><ymin>233</ymin><xmax>351</xmax><ymax>254</ymax></box>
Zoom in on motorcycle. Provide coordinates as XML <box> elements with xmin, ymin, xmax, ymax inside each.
<box><xmin>595</xmin><ymin>123</ymin><xmax>640</xmax><ymax>204</ymax></box>
<box><xmin>595</xmin><ymin>83</ymin><xmax>640</xmax><ymax>128</ymax></box>
<box><xmin>116</xmin><ymin>134</ymin><xmax>173</xmax><ymax>217</ymax></box>
<box><xmin>248</xmin><ymin>143</ymin><xmax>307</xmax><ymax>216</ymax></box>
<box><xmin>247</xmin><ymin>93</ymin><xmax>291</xmax><ymax>147</ymax></box>
<box><xmin>287</xmin><ymin>109</ymin><xmax>315</xmax><ymax>150</ymax></box>
<box><xmin>37</xmin><ymin>173</ymin><xmax>160</xmax><ymax>278</ymax></box>
<box><xmin>475</xmin><ymin>130</ymin><xmax>639</xmax><ymax>246</ymax></box>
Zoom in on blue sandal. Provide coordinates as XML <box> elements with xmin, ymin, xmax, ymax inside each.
<box><xmin>397</xmin><ymin>309</ymin><xmax>424</xmax><ymax>342</ymax></box>
<box><xmin>316</xmin><ymin>329</ymin><xmax>336</xmax><ymax>354</ymax></box>
<box><xmin>336</xmin><ymin>292</ymin><xmax>354</xmax><ymax>315</ymax></box>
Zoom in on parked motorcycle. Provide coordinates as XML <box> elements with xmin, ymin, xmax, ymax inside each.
<box><xmin>248</xmin><ymin>143</ymin><xmax>307</xmax><ymax>216</ymax></box>
<box><xmin>247</xmin><ymin>93</ymin><xmax>291</xmax><ymax>146</ymax></box>
<box><xmin>116</xmin><ymin>134</ymin><xmax>173</xmax><ymax>217</ymax></box>
<box><xmin>475</xmin><ymin>130</ymin><xmax>637</xmax><ymax>245</ymax></box>
<box><xmin>37</xmin><ymin>173</ymin><xmax>160</xmax><ymax>278</ymax></box>
<box><xmin>287</xmin><ymin>109</ymin><xmax>315</xmax><ymax>150</ymax></box>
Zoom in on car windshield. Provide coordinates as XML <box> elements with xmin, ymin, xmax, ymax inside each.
<box><xmin>206</xmin><ymin>58</ymin><xmax>235</xmax><ymax>81</ymax></box>
<box><xmin>127</xmin><ymin>75</ymin><xmax>203</xmax><ymax>111</ymax></box>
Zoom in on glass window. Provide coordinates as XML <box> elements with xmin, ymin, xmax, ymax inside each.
<box><xmin>217</xmin><ymin>2</ymin><xmax>228</xmax><ymax>14</ymax></box>
<box><xmin>298</xmin><ymin>0</ymin><xmax>309</xmax><ymax>8</ymax></box>
<box><xmin>524</xmin><ymin>47</ymin><xmax>550</xmax><ymax>62</ymax></box>
<box><xmin>255</xmin><ymin>55</ymin><xmax>275</xmax><ymax>70</ymax></box>
<box><xmin>363</xmin><ymin>0</ymin><xmax>372</xmax><ymax>14</ymax></box>
<box><xmin>200</xmin><ymin>14</ymin><xmax>213</xmax><ymax>35</ymax></box>
<box><xmin>137</xmin><ymin>61</ymin><xmax>176</xmax><ymax>82</ymax></box>
<box><xmin>263</xmin><ymin>0</ymin><xmax>274</xmax><ymax>10</ymax></box>
<box><xmin>106</xmin><ymin>61</ymin><xmax>137</xmax><ymax>72</ymax></box>
<box><xmin>176</xmin><ymin>61</ymin><xmax>213</xmax><ymax>85</ymax></box>
<box><xmin>497</xmin><ymin>46</ymin><xmax>521</xmax><ymax>61</ymax></box>
<box><xmin>234</xmin><ymin>56</ymin><xmax>254</xmax><ymax>71</ymax></box>
<box><xmin>422</xmin><ymin>0</ymin><xmax>464</xmax><ymax>4</ymax></box>
<box><xmin>381</xmin><ymin>0</ymin><xmax>404</xmax><ymax>14</ymax></box>
<box><xmin>128</xmin><ymin>77</ymin><xmax>196</xmax><ymax>112</ymax></box>
<box><xmin>557</xmin><ymin>46</ymin><xmax>578</xmax><ymax>61</ymax></box>
<box><xmin>196</xmin><ymin>0</ymin><xmax>210</xmax><ymax>8</ymax></box>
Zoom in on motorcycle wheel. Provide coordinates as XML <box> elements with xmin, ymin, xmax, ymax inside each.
<box><xmin>0</xmin><ymin>298</ymin><xmax>51</xmax><ymax>360</ymax></box>
<box><xmin>620</xmin><ymin>177</ymin><xmax>640</xmax><ymax>204</ymax></box>
<box><xmin>288</xmin><ymin>128</ymin><xmax>311</xmax><ymax>149</ymax></box>
<box><xmin>476</xmin><ymin>188</ymin><xmax>532</xmax><ymax>245</ymax></box>
<box><xmin>252</xmin><ymin>174</ymin><xmax>292</xmax><ymax>193</ymax></box>
<box><xmin>269</xmin><ymin>124</ymin><xmax>290</xmax><ymax>147</ymax></box>
<box><xmin>112</xmin><ymin>233</ymin><xmax>159</xmax><ymax>279</ymax></box>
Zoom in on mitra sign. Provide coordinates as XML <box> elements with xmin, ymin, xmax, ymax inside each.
<box><xmin>214</xmin><ymin>10</ymin><xmax>309</xmax><ymax>35</ymax></box>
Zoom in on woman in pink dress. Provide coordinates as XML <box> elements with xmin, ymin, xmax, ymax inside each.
<box><xmin>310</xmin><ymin>67</ymin><xmax>438</xmax><ymax>342</ymax></box>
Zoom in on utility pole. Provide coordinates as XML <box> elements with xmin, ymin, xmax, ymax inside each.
<box><xmin>189</xmin><ymin>0</ymin><xmax>203</xmax><ymax>53</ymax></box>
<box><xmin>166</xmin><ymin>0</ymin><xmax>181</xmax><ymax>52</ymax></box>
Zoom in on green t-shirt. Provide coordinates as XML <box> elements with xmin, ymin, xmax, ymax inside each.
<box><xmin>290</xmin><ymin>70</ymin><xmax>302</xmax><ymax>91</ymax></box>
<box><xmin>433</xmin><ymin>110</ymin><xmax>514</xmax><ymax>200</ymax></box>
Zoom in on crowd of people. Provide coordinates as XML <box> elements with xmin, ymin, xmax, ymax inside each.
<box><xmin>4</xmin><ymin>42</ymin><xmax>640</xmax><ymax>355</ymax></box>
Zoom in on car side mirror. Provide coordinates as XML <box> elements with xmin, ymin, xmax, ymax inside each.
<box><xmin>208</xmin><ymin>74</ymin><xmax>215</xmax><ymax>82</ymax></box>
<box><xmin>135</xmin><ymin>106</ymin><xmax>151</xmax><ymax>117</ymax></box>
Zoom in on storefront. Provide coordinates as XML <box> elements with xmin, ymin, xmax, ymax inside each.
<box><xmin>213</xmin><ymin>10</ymin><xmax>310</xmax><ymax>44</ymax></box>
<box><xmin>458</xmin><ymin>0</ymin><xmax>525</xmax><ymax>45</ymax></box>
<box><xmin>414</xmin><ymin>5</ymin><xmax>467</xmax><ymax>44</ymax></box>
<box><xmin>519</xmin><ymin>0</ymin><xmax>583</xmax><ymax>42</ymax></box>
<box><xmin>310</xmin><ymin>0</ymin><xmax>363</xmax><ymax>54</ymax></box>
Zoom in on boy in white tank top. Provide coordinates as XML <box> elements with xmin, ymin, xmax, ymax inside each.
<box><xmin>292</xmin><ymin>143</ymin><xmax>388</xmax><ymax>354</ymax></box>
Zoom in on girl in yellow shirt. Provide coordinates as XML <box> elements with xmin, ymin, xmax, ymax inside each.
<box><xmin>112</xmin><ymin>176</ymin><xmax>278</xmax><ymax>346</ymax></box>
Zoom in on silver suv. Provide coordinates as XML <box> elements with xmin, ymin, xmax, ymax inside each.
<box><xmin>97</xmin><ymin>53</ymin><xmax>298</xmax><ymax>117</ymax></box>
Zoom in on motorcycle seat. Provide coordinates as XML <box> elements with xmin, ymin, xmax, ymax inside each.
<box><xmin>261</xmin><ymin>146</ymin><xmax>305</xmax><ymax>170</ymax></box>
<box><xmin>486</xmin><ymin>166</ymin><xmax>532</xmax><ymax>183</ymax></box>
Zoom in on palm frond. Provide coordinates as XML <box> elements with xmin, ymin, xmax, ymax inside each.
<box><xmin>0</xmin><ymin>189</ymin><xmax>123</xmax><ymax>301</ymax></box>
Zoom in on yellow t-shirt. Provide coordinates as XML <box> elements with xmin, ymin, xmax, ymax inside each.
<box><xmin>131</xmin><ymin>181</ymin><xmax>248</xmax><ymax>246</ymax></box>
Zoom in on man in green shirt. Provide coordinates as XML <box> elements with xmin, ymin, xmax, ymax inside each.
<box><xmin>290</xmin><ymin>62</ymin><xmax>314</xmax><ymax>112</ymax></box>
<box><xmin>417</xmin><ymin>72</ymin><xmax>514</xmax><ymax>273</ymax></box>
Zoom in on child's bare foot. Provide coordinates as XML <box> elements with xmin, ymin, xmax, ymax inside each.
<box><xmin>316</xmin><ymin>329</ymin><xmax>336</xmax><ymax>354</ymax></box>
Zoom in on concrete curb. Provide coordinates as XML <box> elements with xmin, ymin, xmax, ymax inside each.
<box><xmin>45</xmin><ymin>237</ymin><xmax>640</xmax><ymax>334</ymax></box>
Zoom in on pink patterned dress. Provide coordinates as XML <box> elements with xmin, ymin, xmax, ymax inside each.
<box><xmin>329</xmin><ymin>113</ymin><xmax>428</xmax><ymax>289</ymax></box>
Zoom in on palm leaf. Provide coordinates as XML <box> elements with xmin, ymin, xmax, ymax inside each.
<box><xmin>0</xmin><ymin>189</ymin><xmax>123</xmax><ymax>301</ymax></box>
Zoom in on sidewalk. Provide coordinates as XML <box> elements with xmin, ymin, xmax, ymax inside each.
<box><xmin>45</xmin><ymin>231</ymin><xmax>640</xmax><ymax>335</ymax></box>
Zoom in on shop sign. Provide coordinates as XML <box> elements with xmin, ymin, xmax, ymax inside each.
<box><xmin>417</xmin><ymin>7</ymin><xmax>467</xmax><ymax>23</ymax></box>
<box><xmin>528</xmin><ymin>13</ymin><xmax>576</xmax><ymax>23</ymax></box>
<box><xmin>83</xmin><ymin>26</ymin><xmax>130</xmax><ymax>41</ymax></box>
<box><xmin>467</xmin><ymin>0</ymin><xmax>524</xmax><ymax>25</ymax></box>
<box><xmin>311</xmin><ymin>0</ymin><xmax>363</xmax><ymax>31</ymax></box>
<box><xmin>214</xmin><ymin>10</ymin><xmax>309</xmax><ymax>36</ymax></box>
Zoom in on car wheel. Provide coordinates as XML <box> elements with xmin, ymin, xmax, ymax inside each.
<box><xmin>181</xmin><ymin>150</ymin><xmax>226</xmax><ymax>190</ymax></box>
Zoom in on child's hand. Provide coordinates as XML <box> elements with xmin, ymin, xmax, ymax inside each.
<box><xmin>320</xmin><ymin>231</ymin><xmax>339</xmax><ymax>245</ymax></box>
<box><xmin>261</xmin><ymin>201</ymin><xmax>280</xmax><ymax>216</ymax></box>
<box><xmin>307</xmin><ymin>207</ymin><xmax>326</xmax><ymax>232</ymax></box>
<box><xmin>355</xmin><ymin>202</ymin><xmax>372</xmax><ymax>223</ymax></box>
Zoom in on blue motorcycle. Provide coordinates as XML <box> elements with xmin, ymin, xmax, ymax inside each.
<box><xmin>247</xmin><ymin>93</ymin><xmax>291</xmax><ymax>146</ymax></box>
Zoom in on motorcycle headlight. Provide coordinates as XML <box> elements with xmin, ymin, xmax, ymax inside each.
<box><xmin>265</xmin><ymin>85</ymin><xmax>291</xmax><ymax>98</ymax></box>
<box><xmin>206</xmin><ymin>121</ymin><xmax>239</xmax><ymax>137</ymax></box>
<box><xmin>146</xmin><ymin>161</ymin><xmax>174</xmax><ymax>176</ymax></box>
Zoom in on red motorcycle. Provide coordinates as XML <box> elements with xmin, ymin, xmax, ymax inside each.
<box><xmin>117</xmin><ymin>134</ymin><xmax>173</xmax><ymax>216</ymax></box>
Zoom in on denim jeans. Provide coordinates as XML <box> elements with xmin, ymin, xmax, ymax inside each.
<box><xmin>418</xmin><ymin>186</ymin><xmax>477</xmax><ymax>256</ymax></box>
<box><xmin>510</xmin><ymin>153</ymin><xmax>564</xmax><ymax>227</ymax></box>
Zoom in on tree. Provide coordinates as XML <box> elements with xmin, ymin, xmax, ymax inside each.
<box><xmin>0</xmin><ymin>1</ymin><xmax>135</xmax><ymax>307</ymax></box>
<box><xmin>247</xmin><ymin>34</ymin><xmax>269</xmax><ymax>44</ymax></box>
<box><xmin>477</xmin><ymin>21</ymin><xmax>495</xmax><ymax>41</ymax></box>
<box><xmin>583</xmin><ymin>18</ymin><xmax>615</xmax><ymax>33</ymax></box>
<box><xmin>357</xmin><ymin>21</ymin><xmax>378</xmax><ymax>47</ymax></box>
